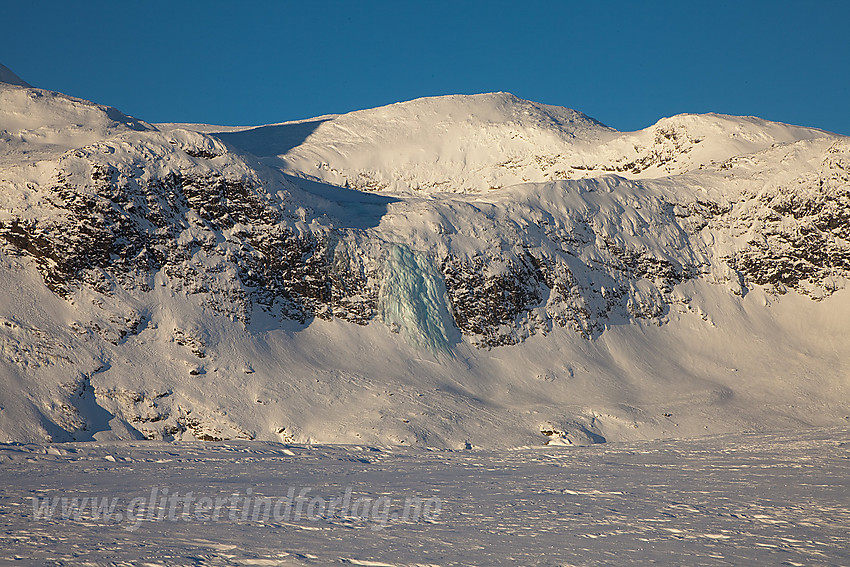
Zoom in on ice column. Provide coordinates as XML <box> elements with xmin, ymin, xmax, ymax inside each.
<box><xmin>378</xmin><ymin>244</ymin><xmax>457</xmax><ymax>353</ymax></box>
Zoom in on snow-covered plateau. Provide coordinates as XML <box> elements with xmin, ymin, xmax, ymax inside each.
<box><xmin>2</xmin><ymin>428</ymin><xmax>848</xmax><ymax>565</ymax></box>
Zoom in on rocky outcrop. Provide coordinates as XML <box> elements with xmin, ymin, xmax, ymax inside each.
<box><xmin>712</xmin><ymin>140</ymin><xmax>850</xmax><ymax>298</ymax></box>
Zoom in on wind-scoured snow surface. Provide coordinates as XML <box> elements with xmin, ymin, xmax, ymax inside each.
<box><xmin>2</xmin><ymin>428</ymin><xmax>849</xmax><ymax>565</ymax></box>
<box><xmin>0</xmin><ymin>66</ymin><xmax>850</xmax><ymax>450</ymax></box>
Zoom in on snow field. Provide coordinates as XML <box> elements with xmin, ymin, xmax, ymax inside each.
<box><xmin>1</xmin><ymin>427</ymin><xmax>848</xmax><ymax>565</ymax></box>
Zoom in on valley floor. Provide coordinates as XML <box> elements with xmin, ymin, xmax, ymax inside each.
<box><xmin>1</xmin><ymin>427</ymin><xmax>848</xmax><ymax>566</ymax></box>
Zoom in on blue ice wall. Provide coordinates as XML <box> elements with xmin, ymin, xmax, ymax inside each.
<box><xmin>378</xmin><ymin>244</ymin><xmax>458</xmax><ymax>354</ymax></box>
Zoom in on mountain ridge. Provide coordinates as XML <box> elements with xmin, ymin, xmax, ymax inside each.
<box><xmin>200</xmin><ymin>91</ymin><xmax>833</xmax><ymax>194</ymax></box>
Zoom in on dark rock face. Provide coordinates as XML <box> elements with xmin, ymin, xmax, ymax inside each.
<box><xmin>0</xmin><ymin>135</ymin><xmax>380</xmax><ymax>333</ymax></box>
<box><xmin>436</xmin><ymin>188</ymin><xmax>701</xmax><ymax>346</ymax></box>
<box><xmin>440</xmin><ymin>248</ymin><xmax>687</xmax><ymax>347</ymax></box>
<box><xmin>442</xmin><ymin>253</ymin><xmax>547</xmax><ymax>346</ymax></box>
<box><xmin>718</xmin><ymin>140</ymin><xmax>850</xmax><ymax>297</ymax></box>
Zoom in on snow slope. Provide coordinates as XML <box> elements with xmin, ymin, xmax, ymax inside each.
<box><xmin>208</xmin><ymin>92</ymin><xmax>833</xmax><ymax>193</ymax></box>
<box><xmin>0</xmin><ymin>64</ymin><xmax>849</xmax><ymax>447</ymax></box>
<box><xmin>0</xmin><ymin>79</ymin><xmax>151</xmax><ymax>167</ymax></box>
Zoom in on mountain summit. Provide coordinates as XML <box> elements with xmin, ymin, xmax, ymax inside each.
<box><xmin>0</xmin><ymin>77</ymin><xmax>848</xmax><ymax>447</ymax></box>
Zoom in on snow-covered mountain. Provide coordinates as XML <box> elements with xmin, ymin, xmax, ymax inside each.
<box><xmin>1</xmin><ymin>66</ymin><xmax>848</xmax><ymax>447</ymax></box>
<box><xmin>212</xmin><ymin>92</ymin><xmax>831</xmax><ymax>193</ymax></box>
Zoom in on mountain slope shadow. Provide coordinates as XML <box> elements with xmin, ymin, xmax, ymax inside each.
<box><xmin>211</xmin><ymin>119</ymin><xmax>331</xmax><ymax>157</ymax></box>
<box><xmin>284</xmin><ymin>173</ymin><xmax>401</xmax><ymax>230</ymax></box>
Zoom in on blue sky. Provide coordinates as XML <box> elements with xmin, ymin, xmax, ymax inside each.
<box><xmin>2</xmin><ymin>1</ymin><xmax>848</xmax><ymax>134</ymax></box>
